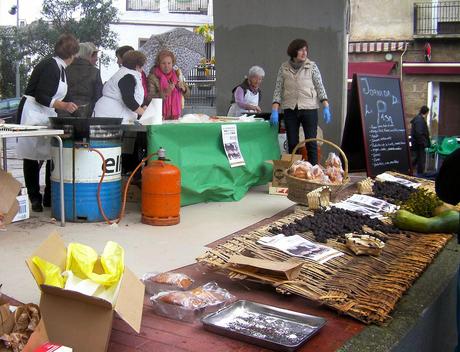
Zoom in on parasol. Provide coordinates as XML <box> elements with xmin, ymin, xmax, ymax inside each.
<box><xmin>139</xmin><ymin>28</ymin><xmax>206</xmax><ymax>75</ymax></box>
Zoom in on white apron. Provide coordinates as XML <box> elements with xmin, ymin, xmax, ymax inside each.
<box><xmin>16</xmin><ymin>57</ymin><xmax>68</xmax><ymax>160</ymax></box>
<box><xmin>93</xmin><ymin>67</ymin><xmax>144</xmax><ymax>124</ymax></box>
<box><xmin>227</xmin><ymin>88</ymin><xmax>260</xmax><ymax>117</ymax></box>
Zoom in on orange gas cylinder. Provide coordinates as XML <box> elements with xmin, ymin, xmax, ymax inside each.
<box><xmin>141</xmin><ymin>158</ymin><xmax>181</xmax><ymax>226</ymax></box>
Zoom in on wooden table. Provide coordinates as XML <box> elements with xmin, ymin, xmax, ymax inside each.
<box><xmin>108</xmin><ymin>262</ymin><xmax>365</xmax><ymax>352</ymax></box>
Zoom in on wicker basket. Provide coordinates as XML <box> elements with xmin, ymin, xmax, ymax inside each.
<box><xmin>284</xmin><ymin>138</ymin><xmax>350</xmax><ymax>205</ymax></box>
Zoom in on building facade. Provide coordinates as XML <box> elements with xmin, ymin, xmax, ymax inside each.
<box><xmin>348</xmin><ymin>0</ymin><xmax>460</xmax><ymax>138</ymax></box>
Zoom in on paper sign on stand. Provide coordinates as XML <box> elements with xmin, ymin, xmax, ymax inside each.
<box><xmin>138</xmin><ymin>98</ymin><xmax>163</xmax><ymax>125</ymax></box>
<box><xmin>221</xmin><ymin>124</ymin><xmax>245</xmax><ymax>167</ymax></box>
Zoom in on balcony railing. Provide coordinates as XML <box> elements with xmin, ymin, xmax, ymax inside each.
<box><xmin>126</xmin><ymin>0</ymin><xmax>160</xmax><ymax>12</ymax></box>
<box><xmin>184</xmin><ymin>83</ymin><xmax>215</xmax><ymax>106</ymax></box>
<box><xmin>414</xmin><ymin>1</ymin><xmax>460</xmax><ymax>36</ymax></box>
<box><xmin>168</xmin><ymin>0</ymin><xmax>208</xmax><ymax>14</ymax></box>
<box><xmin>185</xmin><ymin>64</ymin><xmax>215</xmax><ymax>106</ymax></box>
<box><xmin>186</xmin><ymin>64</ymin><xmax>215</xmax><ymax>81</ymax></box>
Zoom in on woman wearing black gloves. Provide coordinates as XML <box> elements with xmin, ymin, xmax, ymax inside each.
<box><xmin>16</xmin><ymin>33</ymin><xmax>79</xmax><ymax>212</ymax></box>
<box><xmin>94</xmin><ymin>50</ymin><xmax>146</xmax><ymax>123</ymax></box>
<box><xmin>271</xmin><ymin>39</ymin><xmax>331</xmax><ymax>165</ymax></box>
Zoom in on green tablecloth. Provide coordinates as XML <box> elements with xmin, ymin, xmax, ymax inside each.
<box><xmin>147</xmin><ymin>122</ymin><xmax>280</xmax><ymax>206</ymax></box>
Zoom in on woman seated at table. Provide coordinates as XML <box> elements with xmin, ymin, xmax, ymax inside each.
<box><xmin>94</xmin><ymin>50</ymin><xmax>146</xmax><ymax>123</ymax></box>
<box><xmin>147</xmin><ymin>49</ymin><xmax>190</xmax><ymax>120</ymax></box>
<box><xmin>227</xmin><ymin>66</ymin><xmax>265</xmax><ymax>117</ymax></box>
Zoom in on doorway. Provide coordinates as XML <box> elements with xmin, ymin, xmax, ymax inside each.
<box><xmin>439</xmin><ymin>82</ymin><xmax>460</xmax><ymax>135</ymax></box>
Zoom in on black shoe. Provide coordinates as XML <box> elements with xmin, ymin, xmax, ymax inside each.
<box><xmin>31</xmin><ymin>200</ymin><xmax>43</xmax><ymax>212</ymax></box>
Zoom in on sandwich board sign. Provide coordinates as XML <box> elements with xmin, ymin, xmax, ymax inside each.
<box><xmin>341</xmin><ymin>74</ymin><xmax>412</xmax><ymax>177</ymax></box>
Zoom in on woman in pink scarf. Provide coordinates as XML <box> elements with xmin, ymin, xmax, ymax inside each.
<box><xmin>147</xmin><ymin>50</ymin><xmax>190</xmax><ymax>120</ymax></box>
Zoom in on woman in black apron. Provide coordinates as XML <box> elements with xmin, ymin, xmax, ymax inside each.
<box><xmin>16</xmin><ymin>34</ymin><xmax>79</xmax><ymax>212</ymax></box>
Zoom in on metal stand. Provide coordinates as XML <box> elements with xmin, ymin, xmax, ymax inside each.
<box><xmin>0</xmin><ymin>128</ymin><xmax>66</xmax><ymax>227</ymax></box>
<box><xmin>52</xmin><ymin>135</ymin><xmax>65</xmax><ymax>227</ymax></box>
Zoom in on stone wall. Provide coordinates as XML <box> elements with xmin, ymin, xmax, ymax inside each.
<box><xmin>213</xmin><ymin>0</ymin><xmax>348</xmax><ymax>145</ymax></box>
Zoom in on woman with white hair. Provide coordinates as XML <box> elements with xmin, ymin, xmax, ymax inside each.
<box><xmin>227</xmin><ymin>65</ymin><xmax>265</xmax><ymax>117</ymax></box>
<box><xmin>62</xmin><ymin>41</ymin><xmax>103</xmax><ymax>116</ymax></box>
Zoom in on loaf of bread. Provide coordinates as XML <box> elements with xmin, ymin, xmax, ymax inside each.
<box><xmin>189</xmin><ymin>287</ymin><xmax>226</xmax><ymax>305</ymax></box>
<box><xmin>158</xmin><ymin>291</ymin><xmax>204</xmax><ymax>309</ymax></box>
<box><xmin>151</xmin><ymin>272</ymin><xmax>193</xmax><ymax>289</ymax></box>
<box><xmin>158</xmin><ymin>285</ymin><xmax>227</xmax><ymax>309</ymax></box>
<box><xmin>289</xmin><ymin>160</ymin><xmax>313</xmax><ymax>179</ymax></box>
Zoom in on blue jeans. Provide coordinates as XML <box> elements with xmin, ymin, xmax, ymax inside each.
<box><xmin>284</xmin><ymin>108</ymin><xmax>318</xmax><ymax>165</ymax></box>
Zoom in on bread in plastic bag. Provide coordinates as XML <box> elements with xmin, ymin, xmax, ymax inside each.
<box><xmin>325</xmin><ymin>152</ymin><xmax>343</xmax><ymax>169</ymax></box>
<box><xmin>326</xmin><ymin>166</ymin><xmax>344</xmax><ymax>184</ymax></box>
<box><xmin>149</xmin><ymin>281</ymin><xmax>235</xmax><ymax>322</ymax></box>
<box><xmin>142</xmin><ymin>271</ymin><xmax>194</xmax><ymax>295</ymax></box>
<box><xmin>289</xmin><ymin>160</ymin><xmax>313</xmax><ymax>179</ymax></box>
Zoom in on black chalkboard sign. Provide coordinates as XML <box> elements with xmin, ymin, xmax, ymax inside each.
<box><xmin>341</xmin><ymin>74</ymin><xmax>412</xmax><ymax>177</ymax></box>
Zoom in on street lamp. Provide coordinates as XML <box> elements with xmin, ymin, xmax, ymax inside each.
<box><xmin>9</xmin><ymin>1</ymin><xmax>20</xmax><ymax>98</ymax></box>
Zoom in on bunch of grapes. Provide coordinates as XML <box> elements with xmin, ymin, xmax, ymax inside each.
<box><xmin>269</xmin><ymin>208</ymin><xmax>401</xmax><ymax>243</ymax></box>
<box><xmin>372</xmin><ymin>181</ymin><xmax>416</xmax><ymax>204</ymax></box>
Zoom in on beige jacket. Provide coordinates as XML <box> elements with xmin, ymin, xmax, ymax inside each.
<box><xmin>147</xmin><ymin>68</ymin><xmax>190</xmax><ymax>103</ymax></box>
<box><xmin>278</xmin><ymin>59</ymin><xmax>320</xmax><ymax>110</ymax></box>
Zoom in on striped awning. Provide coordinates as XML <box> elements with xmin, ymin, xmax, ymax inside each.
<box><xmin>348</xmin><ymin>62</ymin><xmax>396</xmax><ymax>80</ymax></box>
<box><xmin>348</xmin><ymin>41</ymin><xmax>408</xmax><ymax>53</ymax></box>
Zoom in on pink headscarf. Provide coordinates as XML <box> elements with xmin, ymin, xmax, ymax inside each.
<box><xmin>154</xmin><ymin>66</ymin><xmax>182</xmax><ymax>120</ymax></box>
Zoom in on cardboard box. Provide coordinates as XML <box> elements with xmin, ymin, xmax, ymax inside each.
<box><xmin>268</xmin><ymin>182</ymin><xmax>288</xmax><ymax>196</ymax></box>
<box><xmin>34</xmin><ymin>342</ymin><xmax>73</xmax><ymax>352</ymax></box>
<box><xmin>22</xmin><ymin>319</ymin><xmax>49</xmax><ymax>352</ymax></box>
<box><xmin>25</xmin><ymin>233</ymin><xmax>145</xmax><ymax>352</ymax></box>
<box><xmin>269</xmin><ymin>154</ymin><xmax>302</xmax><ymax>187</ymax></box>
<box><xmin>0</xmin><ymin>169</ymin><xmax>22</xmax><ymax>226</ymax></box>
<box><xmin>227</xmin><ymin>255</ymin><xmax>303</xmax><ymax>281</ymax></box>
<box><xmin>12</xmin><ymin>188</ymin><xmax>30</xmax><ymax>222</ymax></box>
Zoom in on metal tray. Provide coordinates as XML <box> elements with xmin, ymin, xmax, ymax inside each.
<box><xmin>201</xmin><ymin>300</ymin><xmax>326</xmax><ymax>352</ymax></box>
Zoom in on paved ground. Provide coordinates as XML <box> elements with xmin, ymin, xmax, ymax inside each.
<box><xmin>0</xmin><ymin>137</ymin><xmax>293</xmax><ymax>304</ymax></box>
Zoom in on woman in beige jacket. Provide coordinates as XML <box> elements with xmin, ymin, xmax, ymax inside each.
<box><xmin>271</xmin><ymin>39</ymin><xmax>332</xmax><ymax>165</ymax></box>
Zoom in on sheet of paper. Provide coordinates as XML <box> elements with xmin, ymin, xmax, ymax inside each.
<box><xmin>138</xmin><ymin>98</ymin><xmax>162</xmax><ymax>125</ymax></box>
<box><xmin>332</xmin><ymin>193</ymin><xmax>398</xmax><ymax>218</ymax></box>
<box><xmin>376</xmin><ymin>172</ymin><xmax>421</xmax><ymax>188</ymax></box>
<box><xmin>258</xmin><ymin>234</ymin><xmax>343</xmax><ymax>264</ymax></box>
<box><xmin>221</xmin><ymin>124</ymin><xmax>245</xmax><ymax>167</ymax></box>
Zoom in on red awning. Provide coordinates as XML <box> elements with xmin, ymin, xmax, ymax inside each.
<box><xmin>348</xmin><ymin>62</ymin><xmax>396</xmax><ymax>80</ymax></box>
<box><xmin>402</xmin><ymin>63</ymin><xmax>460</xmax><ymax>75</ymax></box>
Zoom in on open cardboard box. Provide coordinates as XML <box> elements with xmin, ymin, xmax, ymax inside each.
<box><xmin>267</xmin><ymin>154</ymin><xmax>302</xmax><ymax>187</ymax></box>
<box><xmin>0</xmin><ymin>169</ymin><xmax>22</xmax><ymax>226</ymax></box>
<box><xmin>25</xmin><ymin>232</ymin><xmax>144</xmax><ymax>352</ymax></box>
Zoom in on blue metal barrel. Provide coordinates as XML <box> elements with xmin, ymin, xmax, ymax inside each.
<box><xmin>49</xmin><ymin>118</ymin><xmax>123</xmax><ymax>222</ymax></box>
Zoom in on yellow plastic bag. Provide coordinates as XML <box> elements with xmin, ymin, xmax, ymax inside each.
<box><xmin>66</xmin><ymin>241</ymin><xmax>124</xmax><ymax>287</ymax></box>
<box><xmin>65</xmin><ymin>242</ymin><xmax>98</xmax><ymax>280</ymax></box>
<box><xmin>32</xmin><ymin>256</ymin><xmax>65</xmax><ymax>288</ymax></box>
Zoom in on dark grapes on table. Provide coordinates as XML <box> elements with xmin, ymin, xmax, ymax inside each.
<box><xmin>372</xmin><ymin>181</ymin><xmax>416</xmax><ymax>204</ymax></box>
<box><xmin>268</xmin><ymin>207</ymin><xmax>401</xmax><ymax>243</ymax></box>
